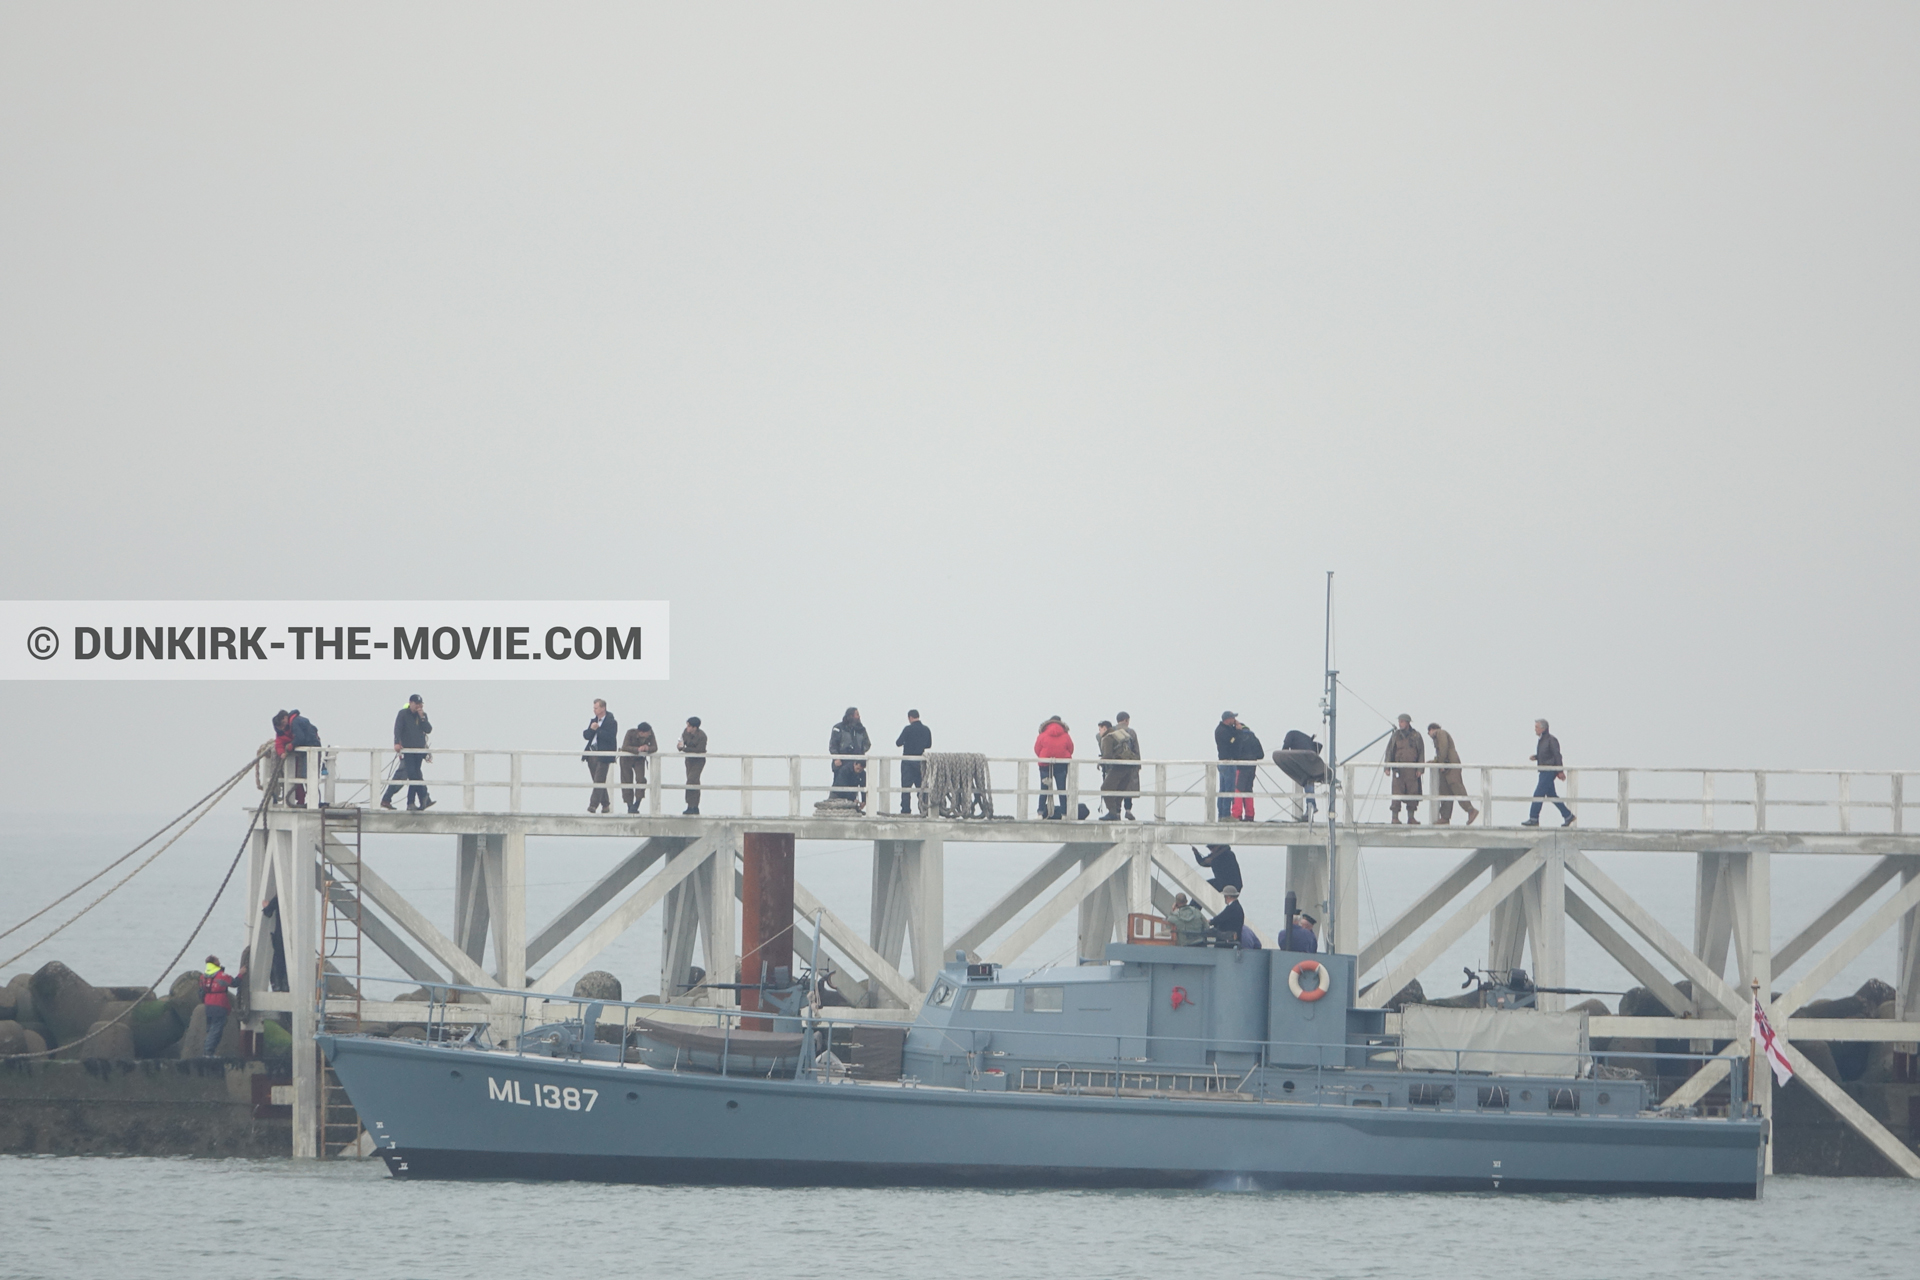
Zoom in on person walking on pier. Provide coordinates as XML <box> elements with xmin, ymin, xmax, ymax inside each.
<box><xmin>381</xmin><ymin>695</ymin><xmax>433</xmax><ymax>812</ymax></box>
<box><xmin>1035</xmin><ymin>716</ymin><xmax>1074</xmax><ymax>819</ymax></box>
<box><xmin>1427</xmin><ymin>722</ymin><xmax>1478</xmax><ymax>826</ymax></box>
<box><xmin>1215</xmin><ymin>712</ymin><xmax>1241</xmax><ymax>820</ymax></box>
<box><xmin>1384</xmin><ymin>714</ymin><xmax>1425</xmax><ymax>824</ymax></box>
<box><xmin>1098</xmin><ymin>718</ymin><xmax>1141</xmax><ymax>821</ymax></box>
<box><xmin>198</xmin><ymin>955</ymin><xmax>245</xmax><ymax>1056</ymax></box>
<box><xmin>1168</xmin><ymin>892</ymin><xmax>1208</xmax><ymax>946</ymax></box>
<box><xmin>895</xmin><ymin>710</ymin><xmax>931</xmax><ymax>815</ymax></box>
<box><xmin>1524</xmin><ymin>719</ymin><xmax>1575</xmax><ymax>827</ymax></box>
<box><xmin>1193</xmin><ymin>844</ymin><xmax>1243</xmax><ymax>895</ymax></box>
<box><xmin>582</xmin><ymin>699</ymin><xmax>618</xmax><ymax>813</ymax></box>
<box><xmin>678</xmin><ymin>717</ymin><xmax>707</xmax><ymax>814</ymax></box>
<box><xmin>620</xmin><ymin>721</ymin><xmax>657</xmax><ymax>813</ymax></box>
<box><xmin>829</xmin><ymin>708</ymin><xmax>871</xmax><ymax>809</ymax></box>
<box><xmin>1229</xmin><ymin>718</ymin><xmax>1264</xmax><ymax>821</ymax></box>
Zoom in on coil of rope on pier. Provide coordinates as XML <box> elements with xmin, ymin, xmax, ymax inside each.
<box><xmin>1</xmin><ymin>752</ymin><xmax>282</xmax><ymax>1060</ymax></box>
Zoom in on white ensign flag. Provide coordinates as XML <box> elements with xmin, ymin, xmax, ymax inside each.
<box><xmin>1752</xmin><ymin>997</ymin><xmax>1794</xmax><ymax>1086</ymax></box>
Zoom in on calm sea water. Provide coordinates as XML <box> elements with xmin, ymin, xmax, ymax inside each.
<box><xmin>2</xmin><ymin>1157</ymin><xmax>1915</xmax><ymax>1280</ymax></box>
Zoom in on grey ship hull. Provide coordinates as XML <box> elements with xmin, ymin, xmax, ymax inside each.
<box><xmin>321</xmin><ymin>1034</ymin><xmax>1766</xmax><ymax>1198</ymax></box>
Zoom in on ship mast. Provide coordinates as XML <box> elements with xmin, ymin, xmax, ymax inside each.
<box><xmin>1322</xmin><ymin>571</ymin><xmax>1338</xmax><ymax>952</ymax></box>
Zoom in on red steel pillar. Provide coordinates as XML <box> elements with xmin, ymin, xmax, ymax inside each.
<box><xmin>739</xmin><ymin>832</ymin><xmax>795</xmax><ymax>1031</ymax></box>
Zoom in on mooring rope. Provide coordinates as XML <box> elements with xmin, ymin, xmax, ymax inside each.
<box><xmin>0</xmin><ymin>754</ymin><xmax>260</xmax><ymax>947</ymax></box>
<box><xmin>0</xmin><ymin>755</ymin><xmax>259</xmax><ymax>970</ymax></box>
<box><xmin>5</xmin><ymin>754</ymin><xmax>281</xmax><ymax>1060</ymax></box>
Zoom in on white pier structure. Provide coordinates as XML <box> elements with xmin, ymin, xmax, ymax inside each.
<box><xmin>240</xmin><ymin>747</ymin><xmax>1920</xmax><ymax>1175</ymax></box>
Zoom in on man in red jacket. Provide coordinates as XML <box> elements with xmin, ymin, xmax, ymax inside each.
<box><xmin>199</xmin><ymin>955</ymin><xmax>246</xmax><ymax>1057</ymax></box>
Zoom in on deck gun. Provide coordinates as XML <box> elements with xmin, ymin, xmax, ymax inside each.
<box><xmin>1461</xmin><ymin>967</ymin><xmax>1623</xmax><ymax>1011</ymax></box>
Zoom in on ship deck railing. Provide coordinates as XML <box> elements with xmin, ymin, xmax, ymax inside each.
<box><xmin>277</xmin><ymin>745</ymin><xmax>1920</xmax><ymax>834</ymax></box>
<box><xmin>320</xmin><ymin>974</ymin><xmax>1758</xmax><ymax>1121</ymax></box>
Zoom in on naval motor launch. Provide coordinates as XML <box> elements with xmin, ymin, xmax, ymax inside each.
<box><xmin>319</xmin><ymin>935</ymin><xmax>1766</xmax><ymax>1197</ymax></box>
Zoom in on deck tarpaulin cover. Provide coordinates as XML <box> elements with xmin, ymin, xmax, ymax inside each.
<box><xmin>1399</xmin><ymin>1007</ymin><xmax>1588</xmax><ymax>1077</ymax></box>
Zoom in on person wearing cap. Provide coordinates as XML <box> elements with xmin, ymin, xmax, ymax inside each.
<box><xmin>198</xmin><ymin>955</ymin><xmax>246</xmax><ymax>1056</ymax></box>
<box><xmin>894</xmin><ymin>710</ymin><xmax>931</xmax><ymax>815</ymax></box>
<box><xmin>582</xmin><ymin>699</ymin><xmax>619</xmax><ymax>813</ymax></box>
<box><xmin>1167</xmin><ymin>892</ymin><xmax>1208</xmax><ymax>946</ymax></box>
<box><xmin>1096</xmin><ymin>720</ymin><xmax>1125</xmax><ymax>820</ymax></box>
<box><xmin>1427</xmin><ymin>722</ymin><xmax>1478</xmax><ymax>825</ymax></box>
<box><xmin>1384</xmin><ymin>713</ymin><xmax>1424</xmax><ymax>824</ymax></box>
<box><xmin>1112</xmin><ymin>713</ymin><xmax>1141</xmax><ymax>819</ymax></box>
<box><xmin>381</xmin><ymin>695</ymin><xmax>434</xmax><ymax>811</ymax></box>
<box><xmin>1281</xmin><ymin>910</ymin><xmax>1320</xmax><ymax>953</ymax></box>
<box><xmin>1209</xmin><ymin>885</ymin><xmax>1245</xmax><ymax>944</ymax></box>
<box><xmin>678</xmin><ymin>717</ymin><xmax>708</xmax><ymax>814</ymax></box>
<box><xmin>1214</xmin><ymin>712</ymin><xmax>1242</xmax><ymax>820</ymax></box>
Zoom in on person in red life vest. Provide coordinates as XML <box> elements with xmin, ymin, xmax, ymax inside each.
<box><xmin>199</xmin><ymin>955</ymin><xmax>246</xmax><ymax>1056</ymax></box>
<box><xmin>1033</xmin><ymin>716</ymin><xmax>1074</xmax><ymax>819</ymax></box>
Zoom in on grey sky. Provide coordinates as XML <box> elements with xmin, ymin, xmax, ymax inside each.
<box><xmin>3</xmin><ymin>3</ymin><xmax>1917</xmax><ymax>812</ymax></box>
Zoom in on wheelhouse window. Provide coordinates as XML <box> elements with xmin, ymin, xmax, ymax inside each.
<box><xmin>963</xmin><ymin>987</ymin><xmax>1015</xmax><ymax>1012</ymax></box>
<box><xmin>929</xmin><ymin>982</ymin><xmax>955</xmax><ymax>1007</ymax></box>
<box><xmin>1023</xmin><ymin>986</ymin><xmax>1064</xmax><ymax>1014</ymax></box>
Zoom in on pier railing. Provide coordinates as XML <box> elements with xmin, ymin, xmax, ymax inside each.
<box><xmin>280</xmin><ymin>746</ymin><xmax>1919</xmax><ymax>834</ymax></box>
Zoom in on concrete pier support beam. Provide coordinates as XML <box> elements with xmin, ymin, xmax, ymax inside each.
<box><xmin>453</xmin><ymin>834</ymin><xmax>496</xmax><ymax>967</ymax></box>
<box><xmin>1330</xmin><ymin>831</ymin><xmax>1360</xmax><ymax>956</ymax></box>
<box><xmin>495</xmin><ymin>828</ymin><xmax>527</xmax><ymax>991</ymax></box>
<box><xmin>1899</xmin><ymin>858</ymin><xmax>1920</xmax><ymax>1021</ymax></box>
<box><xmin>1746</xmin><ymin>846</ymin><xmax>1773</xmax><ymax>1173</ymax></box>
<box><xmin>1285</xmin><ymin>845</ymin><xmax>1329</xmax><ymax>934</ymax></box>
<box><xmin>283</xmin><ymin>815</ymin><xmax>319</xmax><ymax>1160</ymax></box>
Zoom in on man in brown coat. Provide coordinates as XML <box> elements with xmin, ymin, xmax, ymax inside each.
<box><xmin>1384</xmin><ymin>713</ymin><xmax>1424</xmax><ymax>824</ymax></box>
<box><xmin>1097</xmin><ymin>719</ymin><xmax>1141</xmax><ymax>821</ymax></box>
<box><xmin>677</xmin><ymin>717</ymin><xmax>708</xmax><ymax>815</ymax></box>
<box><xmin>1426</xmin><ymin>722</ymin><xmax>1478</xmax><ymax>825</ymax></box>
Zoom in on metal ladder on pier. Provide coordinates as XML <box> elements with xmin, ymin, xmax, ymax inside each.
<box><xmin>317</xmin><ymin>806</ymin><xmax>366</xmax><ymax>1158</ymax></box>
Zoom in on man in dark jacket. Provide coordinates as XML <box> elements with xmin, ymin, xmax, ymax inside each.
<box><xmin>381</xmin><ymin>695</ymin><xmax>433</xmax><ymax>811</ymax></box>
<box><xmin>620</xmin><ymin>721</ymin><xmax>658</xmax><ymax>814</ymax></box>
<box><xmin>1229</xmin><ymin>720</ymin><xmax>1264</xmax><ymax>821</ymax></box>
<box><xmin>1193</xmin><ymin>844</ymin><xmax>1243</xmax><ymax>895</ymax></box>
<box><xmin>286</xmin><ymin>710</ymin><xmax>322</xmax><ymax>808</ymax></box>
<box><xmin>677</xmin><ymin>718</ymin><xmax>707</xmax><ymax>814</ymax></box>
<box><xmin>1384</xmin><ymin>714</ymin><xmax>1425</xmax><ymax>824</ymax></box>
<box><xmin>1524</xmin><ymin>719</ymin><xmax>1575</xmax><ymax>827</ymax></box>
<box><xmin>1214</xmin><ymin>712</ymin><xmax>1241</xmax><ymax>820</ymax></box>
<box><xmin>895</xmin><ymin>710</ymin><xmax>931</xmax><ymax>815</ymax></box>
<box><xmin>582</xmin><ymin>699</ymin><xmax>618</xmax><ymax>813</ymax></box>
<box><xmin>829</xmin><ymin>707</ymin><xmax>871</xmax><ymax>807</ymax></box>
<box><xmin>1209</xmin><ymin>885</ymin><xmax>1245</xmax><ymax>945</ymax></box>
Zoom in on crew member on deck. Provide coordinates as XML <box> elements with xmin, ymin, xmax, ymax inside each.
<box><xmin>1209</xmin><ymin>885</ymin><xmax>1245</xmax><ymax>944</ymax></box>
<box><xmin>1192</xmin><ymin>844</ymin><xmax>1243</xmax><ymax>894</ymax></box>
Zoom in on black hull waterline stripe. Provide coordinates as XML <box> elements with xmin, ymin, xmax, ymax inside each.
<box><xmin>379</xmin><ymin>1149</ymin><xmax>1760</xmax><ymax>1200</ymax></box>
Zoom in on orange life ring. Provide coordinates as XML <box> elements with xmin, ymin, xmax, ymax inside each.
<box><xmin>1288</xmin><ymin>959</ymin><xmax>1329</xmax><ymax>1002</ymax></box>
